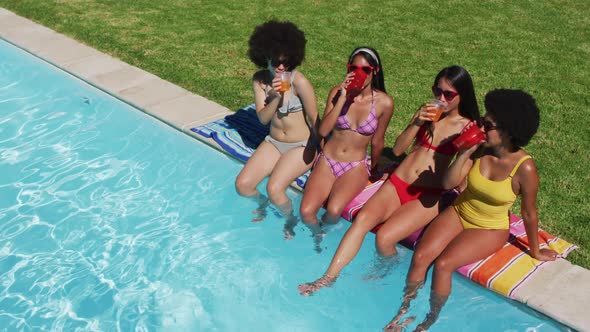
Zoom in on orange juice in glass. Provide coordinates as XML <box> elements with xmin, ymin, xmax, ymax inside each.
<box><xmin>428</xmin><ymin>99</ymin><xmax>444</xmax><ymax>122</ymax></box>
<box><xmin>279</xmin><ymin>72</ymin><xmax>292</xmax><ymax>92</ymax></box>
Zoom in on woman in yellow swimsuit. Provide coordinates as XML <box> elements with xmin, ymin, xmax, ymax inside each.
<box><xmin>385</xmin><ymin>89</ymin><xmax>558</xmax><ymax>332</ymax></box>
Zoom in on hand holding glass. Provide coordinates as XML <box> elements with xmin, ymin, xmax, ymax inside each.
<box><xmin>279</xmin><ymin>72</ymin><xmax>292</xmax><ymax>93</ymax></box>
<box><xmin>426</xmin><ymin>99</ymin><xmax>444</xmax><ymax>122</ymax></box>
<box><xmin>452</xmin><ymin>121</ymin><xmax>486</xmax><ymax>150</ymax></box>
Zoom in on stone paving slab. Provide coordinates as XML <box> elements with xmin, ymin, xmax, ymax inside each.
<box><xmin>62</xmin><ymin>53</ymin><xmax>130</xmax><ymax>80</ymax></box>
<box><xmin>118</xmin><ymin>76</ymin><xmax>189</xmax><ymax>109</ymax></box>
<box><xmin>513</xmin><ymin>259</ymin><xmax>590</xmax><ymax>331</ymax></box>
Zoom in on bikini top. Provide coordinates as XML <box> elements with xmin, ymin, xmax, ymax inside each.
<box><xmin>415</xmin><ymin>122</ymin><xmax>467</xmax><ymax>156</ymax></box>
<box><xmin>335</xmin><ymin>91</ymin><xmax>378</xmax><ymax>135</ymax></box>
<box><xmin>273</xmin><ymin>71</ymin><xmax>303</xmax><ymax>114</ymax></box>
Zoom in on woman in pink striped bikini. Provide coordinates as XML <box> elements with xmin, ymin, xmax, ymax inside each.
<box><xmin>299</xmin><ymin>47</ymin><xmax>394</xmax><ymax>252</ymax></box>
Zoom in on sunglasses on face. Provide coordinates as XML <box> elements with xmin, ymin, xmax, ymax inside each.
<box><xmin>431</xmin><ymin>86</ymin><xmax>459</xmax><ymax>101</ymax></box>
<box><xmin>269</xmin><ymin>57</ymin><xmax>290</xmax><ymax>68</ymax></box>
<box><xmin>477</xmin><ymin>118</ymin><xmax>498</xmax><ymax>132</ymax></box>
<box><xmin>347</xmin><ymin>64</ymin><xmax>374</xmax><ymax>74</ymax></box>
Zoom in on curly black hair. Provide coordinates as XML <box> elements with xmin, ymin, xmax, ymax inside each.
<box><xmin>248</xmin><ymin>20</ymin><xmax>306</xmax><ymax>70</ymax></box>
<box><xmin>484</xmin><ymin>89</ymin><xmax>540</xmax><ymax>148</ymax></box>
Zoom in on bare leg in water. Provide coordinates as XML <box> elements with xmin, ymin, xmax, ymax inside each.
<box><xmin>275</xmin><ymin>199</ymin><xmax>299</xmax><ymax>240</ymax></box>
<box><xmin>298</xmin><ymin>181</ymin><xmax>400</xmax><ymax>295</ymax></box>
<box><xmin>252</xmin><ymin>192</ymin><xmax>270</xmax><ymax>222</ymax></box>
<box><xmin>383</xmin><ymin>281</ymin><xmax>424</xmax><ymax>331</ymax></box>
<box><xmin>413</xmin><ymin>292</ymin><xmax>448</xmax><ymax>332</ymax></box>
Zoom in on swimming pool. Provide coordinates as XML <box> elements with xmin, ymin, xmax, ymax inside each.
<box><xmin>0</xmin><ymin>38</ymin><xmax>567</xmax><ymax>331</ymax></box>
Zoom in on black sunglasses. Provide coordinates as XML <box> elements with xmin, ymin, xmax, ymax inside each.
<box><xmin>431</xmin><ymin>86</ymin><xmax>459</xmax><ymax>101</ymax></box>
<box><xmin>270</xmin><ymin>57</ymin><xmax>290</xmax><ymax>67</ymax></box>
<box><xmin>477</xmin><ymin>118</ymin><xmax>498</xmax><ymax>132</ymax></box>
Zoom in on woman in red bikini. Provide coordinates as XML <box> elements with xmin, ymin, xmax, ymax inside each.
<box><xmin>299</xmin><ymin>47</ymin><xmax>394</xmax><ymax>252</ymax></box>
<box><xmin>299</xmin><ymin>65</ymin><xmax>480</xmax><ymax>295</ymax></box>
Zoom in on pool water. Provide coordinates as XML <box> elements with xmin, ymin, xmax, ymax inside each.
<box><xmin>0</xmin><ymin>38</ymin><xmax>567</xmax><ymax>331</ymax></box>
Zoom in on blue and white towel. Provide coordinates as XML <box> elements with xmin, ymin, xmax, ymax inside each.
<box><xmin>191</xmin><ymin>104</ymin><xmax>309</xmax><ymax>188</ymax></box>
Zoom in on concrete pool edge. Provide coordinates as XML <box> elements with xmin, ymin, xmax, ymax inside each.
<box><xmin>1</xmin><ymin>7</ymin><xmax>588</xmax><ymax>331</ymax></box>
<box><xmin>0</xmin><ymin>8</ymin><xmax>233</xmax><ymax>133</ymax></box>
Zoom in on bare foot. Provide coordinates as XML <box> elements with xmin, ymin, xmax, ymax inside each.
<box><xmin>297</xmin><ymin>274</ymin><xmax>336</xmax><ymax>296</ymax></box>
<box><xmin>383</xmin><ymin>316</ymin><xmax>415</xmax><ymax>331</ymax></box>
<box><xmin>283</xmin><ymin>215</ymin><xmax>298</xmax><ymax>240</ymax></box>
<box><xmin>313</xmin><ymin>231</ymin><xmax>326</xmax><ymax>253</ymax></box>
<box><xmin>251</xmin><ymin>199</ymin><xmax>269</xmax><ymax>222</ymax></box>
<box><xmin>411</xmin><ymin>292</ymin><xmax>448</xmax><ymax>331</ymax></box>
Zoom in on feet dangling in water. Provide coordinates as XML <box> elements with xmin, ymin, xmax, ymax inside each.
<box><xmin>251</xmin><ymin>197</ymin><xmax>270</xmax><ymax>222</ymax></box>
<box><xmin>303</xmin><ymin>222</ymin><xmax>326</xmax><ymax>253</ymax></box>
<box><xmin>283</xmin><ymin>215</ymin><xmax>298</xmax><ymax>240</ymax></box>
<box><xmin>298</xmin><ymin>274</ymin><xmax>337</xmax><ymax>296</ymax></box>
<box><xmin>411</xmin><ymin>292</ymin><xmax>448</xmax><ymax>332</ymax></box>
<box><xmin>383</xmin><ymin>281</ymin><xmax>424</xmax><ymax>331</ymax></box>
<box><xmin>313</xmin><ymin>230</ymin><xmax>326</xmax><ymax>253</ymax></box>
<box><xmin>383</xmin><ymin>315</ymin><xmax>416</xmax><ymax>332</ymax></box>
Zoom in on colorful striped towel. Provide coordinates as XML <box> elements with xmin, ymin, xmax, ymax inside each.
<box><xmin>456</xmin><ymin>213</ymin><xmax>578</xmax><ymax>299</ymax></box>
<box><xmin>191</xmin><ymin>104</ymin><xmax>309</xmax><ymax>188</ymax></box>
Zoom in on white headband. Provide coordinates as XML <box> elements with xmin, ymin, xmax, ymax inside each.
<box><xmin>349</xmin><ymin>48</ymin><xmax>380</xmax><ymax>66</ymax></box>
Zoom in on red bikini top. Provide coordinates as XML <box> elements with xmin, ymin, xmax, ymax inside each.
<box><xmin>415</xmin><ymin>124</ymin><xmax>458</xmax><ymax>156</ymax></box>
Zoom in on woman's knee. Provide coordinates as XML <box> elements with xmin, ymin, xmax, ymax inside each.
<box><xmin>266</xmin><ymin>180</ymin><xmax>286</xmax><ymax>203</ymax></box>
<box><xmin>235</xmin><ymin>174</ymin><xmax>256</xmax><ymax>197</ymax></box>
<box><xmin>354</xmin><ymin>209</ymin><xmax>384</xmax><ymax>232</ymax></box>
<box><xmin>324</xmin><ymin>202</ymin><xmax>344</xmax><ymax>220</ymax></box>
<box><xmin>375</xmin><ymin>231</ymin><xmax>398</xmax><ymax>256</ymax></box>
<box><xmin>299</xmin><ymin>201</ymin><xmax>319</xmax><ymax>223</ymax></box>
<box><xmin>411</xmin><ymin>247</ymin><xmax>435</xmax><ymax>269</ymax></box>
<box><xmin>433</xmin><ymin>256</ymin><xmax>454</xmax><ymax>274</ymax></box>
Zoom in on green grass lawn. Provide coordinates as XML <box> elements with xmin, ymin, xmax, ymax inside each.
<box><xmin>2</xmin><ymin>0</ymin><xmax>588</xmax><ymax>267</ymax></box>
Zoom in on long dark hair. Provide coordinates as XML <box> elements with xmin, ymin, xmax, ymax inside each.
<box><xmin>348</xmin><ymin>46</ymin><xmax>386</xmax><ymax>93</ymax></box>
<box><xmin>433</xmin><ymin>65</ymin><xmax>479</xmax><ymax>121</ymax></box>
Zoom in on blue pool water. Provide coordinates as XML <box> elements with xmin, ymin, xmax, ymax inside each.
<box><xmin>0</xmin><ymin>38</ymin><xmax>568</xmax><ymax>331</ymax></box>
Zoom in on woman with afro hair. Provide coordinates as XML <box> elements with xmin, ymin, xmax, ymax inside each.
<box><xmin>385</xmin><ymin>89</ymin><xmax>558</xmax><ymax>331</ymax></box>
<box><xmin>236</xmin><ymin>20</ymin><xmax>319</xmax><ymax>237</ymax></box>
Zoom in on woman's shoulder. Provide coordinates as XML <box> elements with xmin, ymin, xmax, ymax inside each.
<box><xmin>374</xmin><ymin>90</ymin><xmax>394</xmax><ymax>109</ymax></box>
<box><xmin>514</xmin><ymin>150</ymin><xmax>536</xmax><ymax>171</ymax></box>
<box><xmin>292</xmin><ymin>70</ymin><xmax>310</xmax><ymax>85</ymax></box>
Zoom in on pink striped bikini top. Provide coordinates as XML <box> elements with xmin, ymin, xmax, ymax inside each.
<box><xmin>335</xmin><ymin>92</ymin><xmax>378</xmax><ymax>136</ymax></box>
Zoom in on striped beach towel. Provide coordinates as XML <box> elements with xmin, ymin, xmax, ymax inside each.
<box><xmin>191</xmin><ymin>104</ymin><xmax>309</xmax><ymax>188</ymax></box>
<box><xmin>456</xmin><ymin>213</ymin><xmax>577</xmax><ymax>299</ymax></box>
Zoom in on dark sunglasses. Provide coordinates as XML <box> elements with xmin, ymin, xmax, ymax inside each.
<box><xmin>347</xmin><ymin>64</ymin><xmax>374</xmax><ymax>74</ymax></box>
<box><xmin>432</xmin><ymin>86</ymin><xmax>459</xmax><ymax>101</ymax></box>
<box><xmin>270</xmin><ymin>57</ymin><xmax>290</xmax><ymax>67</ymax></box>
<box><xmin>477</xmin><ymin>118</ymin><xmax>498</xmax><ymax>132</ymax></box>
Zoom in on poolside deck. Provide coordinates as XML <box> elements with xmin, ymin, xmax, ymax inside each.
<box><xmin>1</xmin><ymin>8</ymin><xmax>588</xmax><ymax>332</ymax></box>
